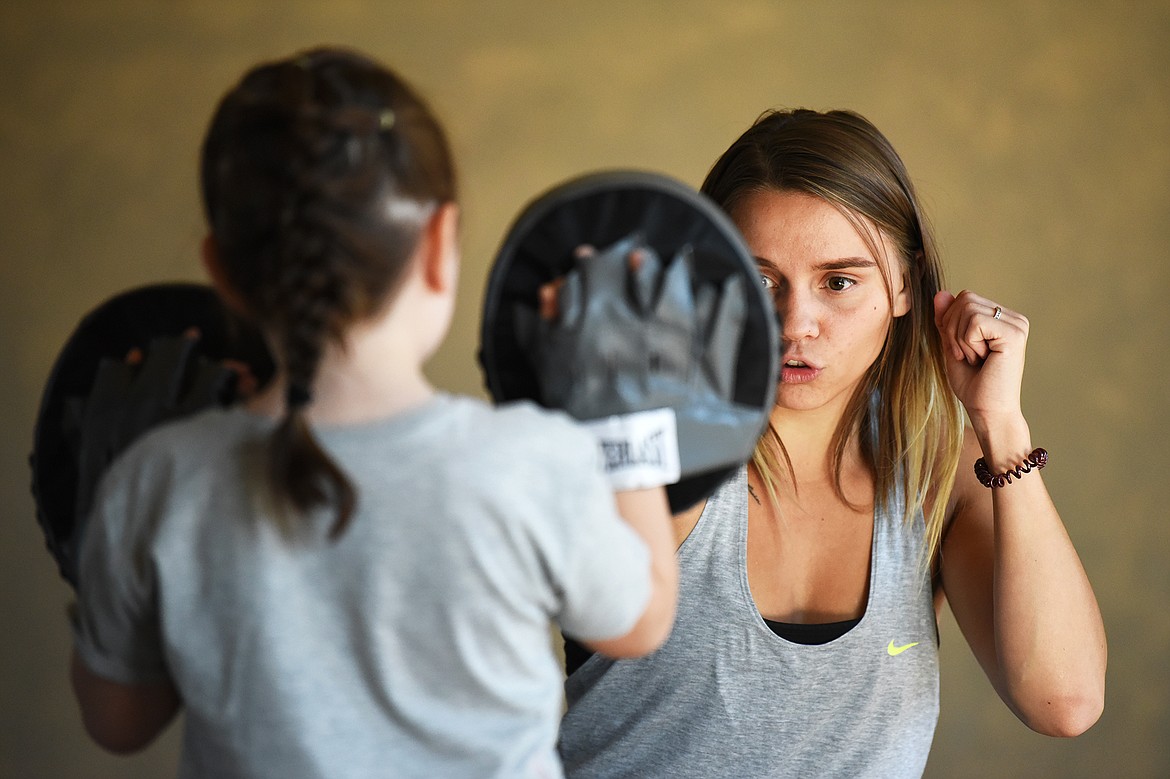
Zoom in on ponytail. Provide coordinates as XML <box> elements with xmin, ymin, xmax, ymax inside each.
<box><xmin>270</xmin><ymin>385</ymin><xmax>356</xmax><ymax>537</ymax></box>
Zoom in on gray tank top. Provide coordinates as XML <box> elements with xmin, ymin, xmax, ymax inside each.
<box><xmin>559</xmin><ymin>467</ymin><xmax>940</xmax><ymax>778</ymax></box>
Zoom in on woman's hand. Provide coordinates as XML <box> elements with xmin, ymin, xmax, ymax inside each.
<box><xmin>932</xmin><ymin>289</ymin><xmax>1028</xmax><ymax>429</ymax></box>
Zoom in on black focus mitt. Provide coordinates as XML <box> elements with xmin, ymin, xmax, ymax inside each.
<box><xmin>30</xmin><ymin>283</ymin><xmax>273</xmax><ymax>587</ymax></box>
<box><xmin>479</xmin><ymin>171</ymin><xmax>779</xmax><ymax>512</ymax></box>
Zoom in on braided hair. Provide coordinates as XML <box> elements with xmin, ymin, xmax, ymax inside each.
<box><xmin>199</xmin><ymin>47</ymin><xmax>456</xmax><ymax>537</ymax></box>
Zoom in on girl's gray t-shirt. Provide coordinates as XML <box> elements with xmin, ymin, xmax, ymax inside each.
<box><xmin>74</xmin><ymin>394</ymin><xmax>651</xmax><ymax>779</ymax></box>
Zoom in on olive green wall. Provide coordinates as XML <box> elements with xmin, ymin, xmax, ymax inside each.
<box><xmin>2</xmin><ymin>2</ymin><xmax>1166</xmax><ymax>776</ymax></box>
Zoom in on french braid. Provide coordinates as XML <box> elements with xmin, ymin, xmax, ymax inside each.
<box><xmin>200</xmin><ymin>48</ymin><xmax>456</xmax><ymax>537</ymax></box>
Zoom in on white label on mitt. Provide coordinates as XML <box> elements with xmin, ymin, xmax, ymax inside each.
<box><xmin>583</xmin><ymin>408</ymin><xmax>681</xmax><ymax>490</ymax></box>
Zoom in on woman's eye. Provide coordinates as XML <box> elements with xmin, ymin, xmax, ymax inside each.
<box><xmin>760</xmin><ymin>275</ymin><xmax>777</xmax><ymax>290</ymax></box>
<box><xmin>826</xmin><ymin>276</ymin><xmax>855</xmax><ymax>292</ymax></box>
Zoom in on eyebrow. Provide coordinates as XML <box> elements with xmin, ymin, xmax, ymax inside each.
<box><xmin>753</xmin><ymin>255</ymin><xmax>879</xmax><ymax>272</ymax></box>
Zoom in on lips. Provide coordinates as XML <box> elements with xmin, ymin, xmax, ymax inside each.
<box><xmin>780</xmin><ymin>357</ymin><xmax>820</xmax><ymax>384</ymax></box>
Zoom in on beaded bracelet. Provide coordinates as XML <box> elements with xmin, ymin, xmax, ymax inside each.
<box><xmin>974</xmin><ymin>448</ymin><xmax>1048</xmax><ymax>488</ymax></box>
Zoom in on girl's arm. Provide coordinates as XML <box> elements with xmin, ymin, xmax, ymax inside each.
<box><xmin>70</xmin><ymin>649</ymin><xmax>180</xmax><ymax>753</ymax></box>
<box><xmin>582</xmin><ymin>486</ymin><xmax>678</xmax><ymax>658</ymax></box>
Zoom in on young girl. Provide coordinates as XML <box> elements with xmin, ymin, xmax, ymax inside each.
<box><xmin>68</xmin><ymin>47</ymin><xmax>676</xmax><ymax>778</ymax></box>
<box><xmin>558</xmin><ymin>109</ymin><xmax>1106</xmax><ymax>777</ymax></box>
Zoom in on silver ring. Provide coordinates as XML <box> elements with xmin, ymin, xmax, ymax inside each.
<box><xmin>993</xmin><ymin>305</ymin><xmax>1003</xmax><ymax>320</ymax></box>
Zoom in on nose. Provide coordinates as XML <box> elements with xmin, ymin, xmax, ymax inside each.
<box><xmin>775</xmin><ymin>288</ymin><xmax>818</xmax><ymax>342</ymax></box>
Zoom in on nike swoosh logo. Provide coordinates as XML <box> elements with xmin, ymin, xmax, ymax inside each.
<box><xmin>887</xmin><ymin>640</ymin><xmax>919</xmax><ymax>656</ymax></box>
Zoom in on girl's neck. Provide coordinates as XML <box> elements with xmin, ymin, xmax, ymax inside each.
<box><xmin>248</xmin><ymin>307</ymin><xmax>438</xmax><ymax>426</ymax></box>
<box><xmin>306</xmin><ymin>357</ymin><xmax>435</xmax><ymax>425</ymax></box>
<box><xmin>246</xmin><ymin>369</ymin><xmax>434</xmax><ymax>427</ymax></box>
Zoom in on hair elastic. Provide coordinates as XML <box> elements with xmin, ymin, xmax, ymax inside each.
<box><xmin>286</xmin><ymin>382</ymin><xmax>313</xmax><ymax>409</ymax></box>
<box><xmin>974</xmin><ymin>448</ymin><xmax>1048</xmax><ymax>488</ymax></box>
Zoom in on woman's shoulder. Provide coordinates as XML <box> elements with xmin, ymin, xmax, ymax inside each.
<box><xmin>926</xmin><ymin>425</ymin><xmax>983</xmax><ymax>532</ymax></box>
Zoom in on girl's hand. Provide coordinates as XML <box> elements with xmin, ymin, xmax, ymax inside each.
<box><xmin>932</xmin><ymin>290</ymin><xmax>1029</xmax><ymax>429</ymax></box>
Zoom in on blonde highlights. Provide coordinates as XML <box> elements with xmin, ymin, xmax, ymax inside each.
<box><xmin>702</xmin><ymin>109</ymin><xmax>964</xmax><ymax>566</ymax></box>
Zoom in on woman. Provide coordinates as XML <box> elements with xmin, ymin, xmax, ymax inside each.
<box><xmin>68</xmin><ymin>47</ymin><xmax>677</xmax><ymax>778</ymax></box>
<box><xmin>558</xmin><ymin>109</ymin><xmax>1106</xmax><ymax>777</ymax></box>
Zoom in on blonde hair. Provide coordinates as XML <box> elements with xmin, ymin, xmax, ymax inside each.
<box><xmin>700</xmin><ymin>109</ymin><xmax>964</xmax><ymax>565</ymax></box>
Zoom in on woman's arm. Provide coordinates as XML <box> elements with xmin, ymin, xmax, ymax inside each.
<box><xmin>934</xmin><ymin>290</ymin><xmax>1106</xmax><ymax>736</ymax></box>
<box><xmin>940</xmin><ymin>428</ymin><xmax>1105</xmax><ymax>736</ymax></box>
<box><xmin>70</xmin><ymin>649</ymin><xmax>181</xmax><ymax>753</ymax></box>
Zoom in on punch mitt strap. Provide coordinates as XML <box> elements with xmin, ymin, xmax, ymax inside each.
<box><xmin>480</xmin><ymin>170</ymin><xmax>779</xmax><ymax>512</ymax></box>
<box><xmin>30</xmin><ymin>283</ymin><xmax>274</xmax><ymax>587</ymax></box>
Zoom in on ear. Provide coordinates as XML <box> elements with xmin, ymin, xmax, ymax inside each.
<box><xmin>891</xmin><ymin>252</ymin><xmax>920</xmax><ymax>319</ymax></box>
<box><xmin>200</xmin><ymin>234</ymin><xmax>249</xmax><ymax>316</ymax></box>
<box><xmin>892</xmin><ymin>270</ymin><xmax>912</xmax><ymax>318</ymax></box>
<box><xmin>420</xmin><ymin>202</ymin><xmax>460</xmax><ymax>294</ymax></box>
